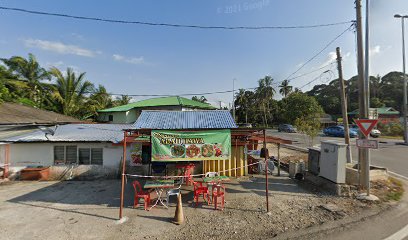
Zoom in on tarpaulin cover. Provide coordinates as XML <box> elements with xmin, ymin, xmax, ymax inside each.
<box><xmin>151</xmin><ymin>129</ymin><xmax>231</xmax><ymax>161</ymax></box>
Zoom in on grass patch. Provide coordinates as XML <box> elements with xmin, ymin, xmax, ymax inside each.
<box><xmin>385</xmin><ymin>177</ymin><xmax>404</xmax><ymax>201</ymax></box>
<box><xmin>380</xmin><ymin>135</ymin><xmax>403</xmax><ymax>140</ymax></box>
<box><xmin>371</xmin><ymin>177</ymin><xmax>404</xmax><ymax>202</ymax></box>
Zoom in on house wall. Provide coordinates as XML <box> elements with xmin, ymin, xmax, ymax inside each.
<box><xmin>7</xmin><ymin>142</ymin><xmax>132</xmax><ymax>167</ymax></box>
<box><xmin>2</xmin><ymin>142</ymin><xmax>135</xmax><ymax>180</ymax></box>
<box><xmin>97</xmin><ymin>106</ymin><xmax>184</xmax><ymax>124</ymax></box>
<box><xmin>97</xmin><ymin>111</ymin><xmax>131</xmax><ymax>124</ymax></box>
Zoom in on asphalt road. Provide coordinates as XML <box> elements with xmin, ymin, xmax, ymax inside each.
<box><xmin>267</xmin><ymin>129</ymin><xmax>408</xmax><ymax>179</ymax></box>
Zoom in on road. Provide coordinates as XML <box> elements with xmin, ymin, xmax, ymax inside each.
<box><xmin>267</xmin><ymin>130</ymin><xmax>408</xmax><ymax>178</ymax></box>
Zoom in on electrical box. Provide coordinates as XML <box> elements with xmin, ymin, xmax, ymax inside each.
<box><xmin>319</xmin><ymin>140</ymin><xmax>347</xmax><ymax>183</ymax></box>
<box><xmin>307</xmin><ymin>147</ymin><xmax>321</xmax><ymax>175</ymax></box>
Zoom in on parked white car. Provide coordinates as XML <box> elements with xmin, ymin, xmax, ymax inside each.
<box><xmin>370</xmin><ymin>129</ymin><xmax>381</xmax><ymax>138</ymax></box>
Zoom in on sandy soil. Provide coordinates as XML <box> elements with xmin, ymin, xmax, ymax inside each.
<box><xmin>0</xmin><ymin>171</ymin><xmax>391</xmax><ymax>240</ymax></box>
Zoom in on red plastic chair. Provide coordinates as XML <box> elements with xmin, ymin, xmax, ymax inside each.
<box><xmin>193</xmin><ymin>181</ymin><xmax>210</xmax><ymax>207</ymax></box>
<box><xmin>132</xmin><ymin>180</ymin><xmax>151</xmax><ymax>210</ymax></box>
<box><xmin>185</xmin><ymin>165</ymin><xmax>195</xmax><ymax>186</ymax></box>
<box><xmin>212</xmin><ymin>184</ymin><xmax>225</xmax><ymax>210</ymax></box>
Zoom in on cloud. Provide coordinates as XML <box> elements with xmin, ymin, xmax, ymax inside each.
<box><xmin>319</xmin><ymin>51</ymin><xmax>352</xmax><ymax>68</ymax></box>
<box><xmin>370</xmin><ymin>45</ymin><xmax>381</xmax><ymax>56</ymax></box>
<box><xmin>24</xmin><ymin>39</ymin><xmax>97</xmax><ymax>57</ymax></box>
<box><xmin>319</xmin><ymin>51</ymin><xmax>337</xmax><ymax>68</ymax></box>
<box><xmin>112</xmin><ymin>54</ymin><xmax>144</xmax><ymax>64</ymax></box>
<box><xmin>369</xmin><ymin>45</ymin><xmax>391</xmax><ymax>56</ymax></box>
<box><xmin>45</xmin><ymin>61</ymin><xmax>64</xmax><ymax>68</ymax></box>
<box><xmin>71</xmin><ymin>33</ymin><xmax>85</xmax><ymax>41</ymax></box>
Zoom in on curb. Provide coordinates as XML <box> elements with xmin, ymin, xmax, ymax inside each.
<box><xmin>281</xmin><ymin>144</ymin><xmax>309</xmax><ymax>153</ymax></box>
<box><xmin>275</xmin><ymin>177</ymin><xmax>408</xmax><ymax>240</ymax></box>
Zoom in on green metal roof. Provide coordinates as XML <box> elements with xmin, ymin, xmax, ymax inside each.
<box><xmin>348</xmin><ymin>107</ymin><xmax>400</xmax><ymax>115</ymax></box>
<box><xmin>98</xmin><ymin>96</ymin><xmax>216</xmax><ymax>112</ymax></box>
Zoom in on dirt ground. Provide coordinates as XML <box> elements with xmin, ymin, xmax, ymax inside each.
<box><xmin>0</xmin><ymin>168</ymin><xmax>392</xmax><ymax>240</ymax></box>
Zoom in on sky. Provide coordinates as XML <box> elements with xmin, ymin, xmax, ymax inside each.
<box><xmin>1</xmin><ymin>0</ymin><xmax>408</xmax><ymax>107</ymax></box>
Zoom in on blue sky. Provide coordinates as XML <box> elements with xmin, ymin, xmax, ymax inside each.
<box><xmin>1</xmin><ymin>0</ymin><xmax>407</xmax><ymax>107</ymax></box>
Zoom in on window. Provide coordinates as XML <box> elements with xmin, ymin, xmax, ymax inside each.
<box><xmin>54</xmin><ymin>145</ymin><xmax>77</xmax><ymax>165</ymax></box>
<box><xmin>54</xmin><ymin>146</ymin><xmax>65</xmax><ymax>165</ymax></box>
<box><xmin>91</xmin><ymin>148</ymin><xmax>103</xmax><ymax>165</ymax></box>
<box><xmin>79</xmin><ymin>148</ymin><xmax>91</xmax><ymax>165</ymax></box>
<box><xmin>108</xmin><ymin>115</ymin><xmax>113</xmax><ymax>121</ymax></box>
<box><xmin>53</xmin><ymin>146</ymin><xmax>103</xmax><ymax>165</ymax></box>
<box><xmin>66</xmin><ymin>146</ymin><xmax>78</xmax><ymax>164</ymax></box>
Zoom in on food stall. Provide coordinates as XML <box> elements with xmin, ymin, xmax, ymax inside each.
<box><xmin>118</xmin><ymin>110</ymin><xmax>291</xmax><ymax>219</ymax></box>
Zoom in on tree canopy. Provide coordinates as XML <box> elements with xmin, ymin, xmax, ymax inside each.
<box><xmin>0</xmin><ymin>53</ymin><xmax>132</xmax><ymax>119</ymax></box>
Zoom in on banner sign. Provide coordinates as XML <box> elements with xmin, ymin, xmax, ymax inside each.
<box><xmin>151</xmin><ymin>129</ymin><xmax>231</xmax><ymax>161</ymax></box>
<box><xmin>129</xmin><ymin>143</ymin><xmax>143</xmax><ymax>166</ymax></box>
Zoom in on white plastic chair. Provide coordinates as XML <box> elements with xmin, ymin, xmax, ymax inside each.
<box><xmin>166</xmin><ymin>177</ymin><xmax>184</xmax><ymax>205</ymax></box>
<box><xmin>205</xmin><ymin>172</ymin><xmax>219</xmax><ymax>178</ymax></box>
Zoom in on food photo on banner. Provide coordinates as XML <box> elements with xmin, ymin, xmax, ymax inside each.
<box><xmin>151</xmin><ymin>129</ymin><xmax>231</xmax><ymax>161</ymax></box>
<box><xmin>130</xmin><ymin>143</ymin><xmax>143</xmax><ymax>166</ymax></box>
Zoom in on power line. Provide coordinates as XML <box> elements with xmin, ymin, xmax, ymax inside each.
<box><xmin>286</xmin><ymin>62</ymin><xmax>336</xmax><ymax>81</ymax></box>
<box><xmin>298</xmin><ymin>70</ymin><xmax>335</xmax><ymax>90</ymax></box>
<box><xmin>282</xmin><ymin>22</ymin><xmax>355</xmax><ymax>81</ymax></box>
<box><xmin>0</xmin><ymin>6</ymin><xmax>353</xmax><ymax>30</ymax></box>
<box><xmin>57</xmin><ymin>61</ymin><xmax>336</xmax><ymax>97</ymax></box>
<box><xmin>78</xmin><ymin>64</ymin><xmax>336</xmax><ymax>98</ymax></box>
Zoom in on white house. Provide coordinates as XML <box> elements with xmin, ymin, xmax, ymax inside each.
<box><xmin>0</xmin><ymin>124</ymin><xmax>136</xmax><ymax>180</ymax></box>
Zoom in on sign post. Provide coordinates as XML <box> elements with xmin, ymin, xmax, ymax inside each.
<box><xmin>355</xmin><ymin>118</ymin><xmax>379</xmax><ymax>200</ymax></box>
<box><xmin>356</xmin><ymin>139</ymin><xmax>378</xmax><ymax>149</ymax></box>
<box><xmin>355</xmin><ymin>119</ymin><xmax>379</xmax><ymax>137</ymax></box>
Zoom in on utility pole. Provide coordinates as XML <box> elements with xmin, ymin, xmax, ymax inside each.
<box><xmin>355</xmin><ymin>0</ymin><xmax>370</xmax><ymax>192</ymax></box>
<box><xmin>364</xmin><ymin>0</ymin><xmax>372</xmax><ymax>195</ymax></box>
<box><xmin>336</xmin><ymin>47</ymin><xmax>352</xmax><ymax>164</ymax></box>
<box><xmin>365</xmin><ymin>0</ymin><xmax>370</xmax><ymax>112</ymax></box>
<box><xmin>232</xmin><ymin>78</ymin><xmax>236</xmax><ymax>121</ymax></box>
<box><xmin>394</xmin><ymin>14</ymin><xmax>408</xmax><ymax>144</ymax></box>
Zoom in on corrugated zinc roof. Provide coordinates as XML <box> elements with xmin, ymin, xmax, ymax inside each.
<box><xmin>130</xmin><ymin>110</ymin><xmax>237</xmax><ymax>129</ymax></box>
<box><xmin>348</xmin><ymin>107</ymin><xmax>400</xmax><ymax>115</ymax></box>
<box><xmin>1</xmin><ymin>124</ymin><xmax>131</xmax><ymax>143</ymax></box>
<box><xmin>0</xmin><ymin>102</ymin><xmax>81</xmax><ymax>125</ymax></box>
<box><xmin>98</xmin><ymin>96</ymin><xmax>216</xmax><ymax>112</ymax></box>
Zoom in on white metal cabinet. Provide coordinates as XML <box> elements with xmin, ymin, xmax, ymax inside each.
<box><xmin>319</xmin><ymin>140</ymin><xmax>347</xmax><ymax>183</ymax></box>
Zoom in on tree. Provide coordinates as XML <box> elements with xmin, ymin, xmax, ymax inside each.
<box><xmin>50</xmin><ymin>67</ymin><xmax>94</xmax><ymax>117</ymax></box>
<box><xmin>1</xmin><ymin>53</ymin><xmax>50</xmax><ymax>107</ymax></box>
<box><xmin>85</xmin><ymin>84</ymin><xmax>113</xmax><ymax>117</ymax></box>
<box><xmin>234</xmin><ymin>89</ymin><xmax>258</xmax><ymax>124</ymax></box>
<box><xmin>256</xmin><ymin>76</ymin><xmax>276</xmax><ymax>127</ymax></box>
<box><xmin>281</xmin><ymin>92</ymin><xmax>323</xmax><ymax>146</ymax></box>
<box><xmin>281</xmin><ymin>92</ymin><xmax>323</xmax><ymax>125</ymax></box>
<box><xmin>192</xmin><ymin>96</ymin><xmax>207</xmax><ymax>103</ymax></box>
<box><xmin>113</xmin><ymin>95</ymin><xmax>131</xmax><ymax>106</ymax></box>
<box><xmin>279</xmin><ymin>80</ymin><xmax>293</xmax><ymax>98</ymax></box>
<box><xmin>370</xmin><ymin>97</ymin><xmax>385</xmax><ymax>108</ymax></box>
<box><xmin>295</xmin><ymin>116</ymin><xmax>321</xmax><ymax>147</ymax></box>
<box><xmin>370</xmin><ymin>75</ymin><xmax>382</xmax><ymax>99</ymax></box>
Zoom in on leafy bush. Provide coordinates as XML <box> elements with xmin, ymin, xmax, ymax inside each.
<box><xmin>378</xmin><ymin>122</ymin><xmax>403</xmax><ymax>136</ymax></box>
<box><xmin>390</xmin><ymin>124</ymin><xmax>403</xmax><ymax>136</ymax></box>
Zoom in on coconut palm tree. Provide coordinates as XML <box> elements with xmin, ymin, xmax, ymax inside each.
<box><xmin>1</xmin><ymin>53</ymin><xmax>50</xmax><ymax>107</ymax></box>
<box><xmin>192</xmin><ymin>96</ymin><xmax>207</xmax><ymax>103</ymax></box>
<box><xmin>113</xmin><ymin>95</ymin><xmax>132</xmax><ymax>106</ymax></box>
<box><xmin>85</xmin><ymin>84</ymin><xmax>114</xmax><ymax>117</ymax></box>
<box><xmin>236</xmin><ymin>89</ymin><xmax>248</xmax><ymax>123</ymax></box>
<box><xmin>256</xmin><ymin>76</ymin><xmax>276</xmax><ymax>127</ymax></box>
<box><xmin>279</xmin><ymin>79</ymin><xmax>293</xmax><ymax>98</ymax></box>
<box><xmin>50</xmin><ymin>67</ymin><xmax>94</xmax><ymax>117</ymax></box>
